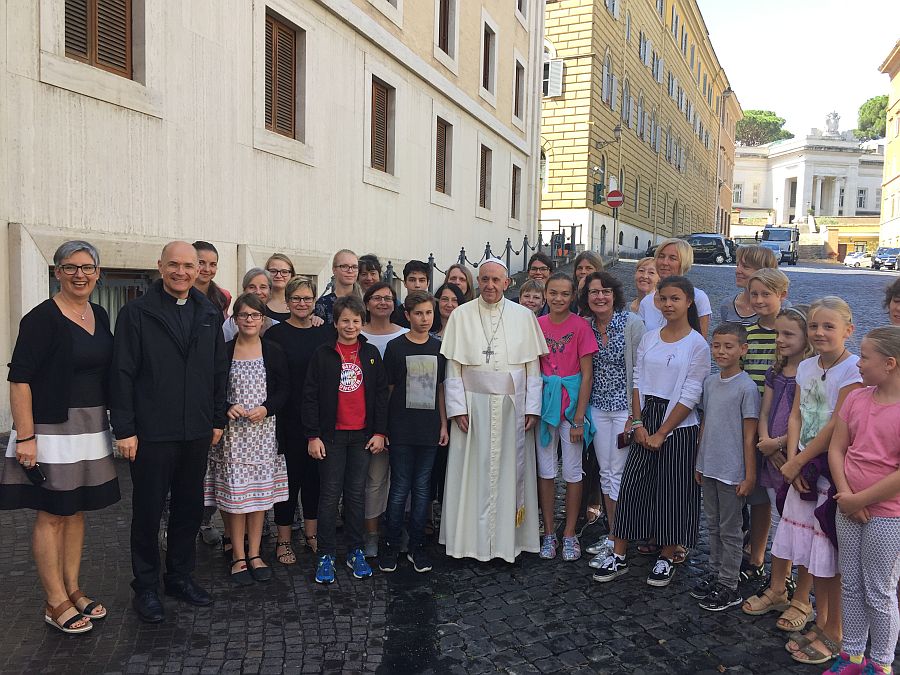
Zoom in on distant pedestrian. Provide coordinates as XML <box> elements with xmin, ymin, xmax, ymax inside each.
<box><xmin>378</xmin><ymin>291</ymin><xmax>448</xmax><ymax>574</ymax></box>
<box><xmin>111</xmin><ymin>241</ymin><xmax>228</xmax><ymax>624</ymax></box>
<box><xmin>776</xmin><ymin>297</ymin><xmax>862</xmax><ymax>664</ymax></box>
<box><xmin>640</xmin><ymin>238</ymin><xmax>713</xmax><ymax>338</ymax></box>
<box><xmin>593</xmin><ymin>276</ymin><xmax>709</xmax><ymax>588</ymax></box>
<box><xmin>315</xmin><ymin>250</ymin><xmax>361</xmax><ymax>324</ymax></box>
<box><xmin>204</xmin><ymin>293</ymin><xmax>289</xmax><ymax>585</ymax></box>
<box><xmin>691</xmin><ymin>323</ymin><xmax>760</xmax><ymax>612</ymax></box>
<box><xmin>628</xmin><ymin>257</ymin><xmax>658</xmax><ymax>314</ymax></box>
<box><xmin>444</xmin><ymin>264</ymin><xmax>475</xmax><ymax>303</ymax></box>
<box><xmin>304</xmin><ymin>296</ymin><xmax>389</xmax><ymax>584</ymax></box>
<box><xmin>264</xmin><ymin>253</ymin><xmax>296</xmax><ymax>322</ymax></box>
<box><xmin>536</xmin><ymin>273</ymin><xmax>597</xmax><ymax>562</ymax></box>
<box><xmin>264</xmin><ymin>277</ymin><xmax>333</xmax><ymax>562</ymax></box>
<box><xmin>720</xmin><ymin>246</ymin><xmax>779</xmax><ymax>326</ymax></box>
<box><xmin>1</xmin><ymin>240</ymin><xmax>120</xmax><ymax>634</ymax></box>
<box><xmin>885</xmin><ymin>277</ymin><xmax>900</xmax><ymax>326</ymax></box>
<box><xmin>826</xmin><ymin>326</ymin><xmax>900</xmax><ymax>675</ymax></box>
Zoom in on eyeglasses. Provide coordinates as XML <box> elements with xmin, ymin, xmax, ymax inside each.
<box><xmin>267</xmin><ymin>268</ymin><xmax>292</xmax><ymax>277</ymax></box>
<box><xmin>235</xmin><ymin>312</ymin><xmax>264</xmax><ymax>321</ymax></box>
<box><xmin>529</xmin><ymin>266</ymin><xmax>551</xmax><ymax>273</ymax></box>
<box><xmin>588</xmin><ymin>288</ymin><xmax>614</xmax><ymax>297</ymax></box>
<box><xmin>288</xmin><ymin>296</ymin><xmax>315</xmax><ymax>304</ymax></box>
<box><xmin>165</xmin><ymin>262</ymin><xmax>197</xmax><ymax>272</ymax></box>
<box><xmin>369</xmin><ymin>295</ymin><xmax>394</xmax><ymax>304</ymax></box>
<box><xmin>335</xmin><ymin>264</ymin><xmax>359</xmax><ymax>272</ymax></box>
<box><xmin>58</xmin><ymin>264</ymin><xmax>98</xmax><ymax>275</ymax></box>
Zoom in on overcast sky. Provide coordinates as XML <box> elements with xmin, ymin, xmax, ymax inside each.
<box><xmin>697</xmin><ymin>0</ymin><xmax>897</xmax><ymax>135</ymax></box>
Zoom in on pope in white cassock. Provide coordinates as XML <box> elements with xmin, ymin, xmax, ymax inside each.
<box><xmin>439</xmin><ymin>259</ymin><xmax>548</xmax><ymax>562</ymax></box>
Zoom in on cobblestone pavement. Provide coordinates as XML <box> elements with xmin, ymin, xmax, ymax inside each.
<box><xmin>0</xmin><ymin>263</ymin><xmax>897</xmax><ymax>675</ymax></box>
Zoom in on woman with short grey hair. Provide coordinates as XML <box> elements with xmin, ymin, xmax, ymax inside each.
<box><xmin>0</xmin><ymin>240</ymin><xmax>120</xmax><ymax>634</ymax></box>
<box><xmin>222</xmin><ymin>268</ymin><xmax>278</xmax><ymax>342</ymax></box>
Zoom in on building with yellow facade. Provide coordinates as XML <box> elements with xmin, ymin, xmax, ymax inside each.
<box><xmin>879</xmin><ymin>40</ymin><xmax>900</xmax><ymax>247</ymax></box>
<box><xmin>540</xmin><ymin>0</ymin><xmax>741</xmax><ymax>257</ymax></box>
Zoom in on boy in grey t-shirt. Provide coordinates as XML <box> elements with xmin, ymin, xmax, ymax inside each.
<box><xmin>692</xmin><ymin>323</ymin><xmax>760</xmax><ymax>612</ymax></box>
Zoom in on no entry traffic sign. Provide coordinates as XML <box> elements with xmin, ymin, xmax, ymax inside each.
<box><xmin>606</xmin><ymin>190</ymin><xmax>624</xmax><ymax>208</ymax></box>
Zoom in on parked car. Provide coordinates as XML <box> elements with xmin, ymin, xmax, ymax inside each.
<box><xmin>646</xmin><ymin>233</ymin><xmax>730</xmax><ymax>265</ymax></box>
<box><xmin>843</xmin><ymin>252</ymin><xmax>873</xmax><ymax>268</ymax></box>
<box><xmin>873</xmin><ymin>248</ymin><xmax>899</xmax><ymax>271</ymax></box>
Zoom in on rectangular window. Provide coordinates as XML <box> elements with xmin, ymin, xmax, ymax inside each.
<box><xmin>511</xmin><ymin>165</ymin><xmax>522</xmax><ymax>220</ymax></box>
<box><xmin>857</xmin><ymin>188</ymin><xmax>867</xmax><ymax>209</ymax></box>
<box><xmin>839</xmin><ymin>187</ymin><xmax>845</xmax><ymax>208</ymax></box>
<box><xmin>514</xmin><ymin>60</ymin><xmax>525</xmax><ymax>120</ymax></box>
<box><xmin>481</xmin><ymin>23</ymin><xmax>496</xmax><ymax>94</ymax></box>
<box><xmin>370</xmin><ymin>77</ymin><xmax>395</xmax><ymax>174</ymax></box>
<box><xmin>543</xmin><ymin>59</ymin><xmax>563</xmax><ymax>97</ymax></box>
<box><xmin>65</xmin><ymin>0</ymin><xmax>133</xmax><ymax>79</ymax></box>
<box><xmin>437</xmin><ymin>0</ymin><xmax>451</xmax><ymax>55</ymax></box>
<box><xmin>435</xmin><ymin>117</ymin><xmax>452</xmax><ymax>195</ymax></box>
<box><xmin>265</xmin><ymin>14</ymin><xmax>299</xmax><ymax>139</ymax></box>
<box><xmin>517</xmin><ymin>0</ymin><xmax>526</xmax><ymax>16</ymax></box>
<box><xmin>479</xmin><ymin>144</ymin><xmax>492</xmax><ymax>209</ymax></box>
<box><xmin>752</xmin><ymin>184</ymin><xmax>760</xmax><ymax>205</ymax></box>
<box><xmin>733</xmin><ymin>183</ymin><xmax>743</xmax><ymax>204</ymax></box>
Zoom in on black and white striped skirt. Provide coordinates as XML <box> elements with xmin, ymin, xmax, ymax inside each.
<box><xmin>611</xmin><ymin>395</ymin><xmax>700</xmax><ymax>548</ymax></box>
<box><xmin>0</xmin><ymin>406</ymin><xmax>120</xmax><ymax>516</ymax></box>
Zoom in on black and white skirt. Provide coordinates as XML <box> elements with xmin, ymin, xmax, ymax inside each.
<box><xmin>0</xmin><ymin>406</ymin><xmax>120</xmax><ymax>516</ymax></box>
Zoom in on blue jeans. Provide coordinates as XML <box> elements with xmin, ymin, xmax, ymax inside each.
<box><xmin>385</xmin><ymin>444</ymin><xmax>437</xmax><ymax>550</ymax></box>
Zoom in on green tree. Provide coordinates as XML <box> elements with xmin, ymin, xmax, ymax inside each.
<box><xmin>854</xmin><ymin>95</ymin><xmax>888</xmax><ymax>140</ymax></box>
<box><xmin>736</xmin><ymin>110</ymin><xmax>794</xmax><ymax>146</ymax></box>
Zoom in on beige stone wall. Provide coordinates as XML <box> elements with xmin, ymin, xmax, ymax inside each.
<box><xmin>541</xmin><ymin>0</ymin><xmax>741</xmax><ymax>251</ymax></box>
<box><xmin>879</xmin><ymin>42</ymin><xmax>900</xmax><ymax>246</ymax></box>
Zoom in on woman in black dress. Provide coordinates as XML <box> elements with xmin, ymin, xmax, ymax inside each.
<box><xmin>264</xmin><ymin>276</ymin><xmax>333</xmax><ymax>563</ymax></box>
<box><xmin>0</xmin><ymin>240</ymin><xmax>120</xmax><ymax>634</ymax></box>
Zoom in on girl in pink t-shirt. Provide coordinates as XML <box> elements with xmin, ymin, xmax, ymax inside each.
<box><xmin>827</xmin><ymin>326</ymin><xmax>900</xmax><ymax>675</ymax></box>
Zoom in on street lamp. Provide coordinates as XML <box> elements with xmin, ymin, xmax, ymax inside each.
<box><xmin>595</xmin><ymin>125</ymin><xmax>622</xmax><ymax>151</ymax></box>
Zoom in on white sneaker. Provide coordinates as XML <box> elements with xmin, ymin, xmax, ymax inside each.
<box><xmin>585</xmin><ymin>536</ymin><xmax>612</xmax><ymax>556</ymax></box>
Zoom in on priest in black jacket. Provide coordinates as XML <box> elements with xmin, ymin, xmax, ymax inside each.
<box><xmin>111</xmin><ymin>241</ymin><xmax>228</xmax><ymax>623</ymax></box>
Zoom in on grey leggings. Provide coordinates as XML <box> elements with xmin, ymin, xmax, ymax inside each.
<box><xmin>836</xmin><ymin>511</ymin><xmax>900</xmax><ymax>665</ymax></box>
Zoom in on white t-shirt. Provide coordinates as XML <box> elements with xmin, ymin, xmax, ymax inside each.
<box><xmin>361</xmin><ymin>327</ymin><xmax>409</xmax><ymax>358</ymax></box>
<box><xmin>639</xmin><ymin>287</ymin><xmax>713</xmax><ymax>331</ymax></box>
<box><xmin>796</xmin><ymin>353</ymin><xmax>863</xmax><ymax>449</ymax></box>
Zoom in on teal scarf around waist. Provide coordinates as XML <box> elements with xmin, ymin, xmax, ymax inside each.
<box><xmin>540</xmin><ymin>373</ymin><xmax>594</xmax><ymax>448</ymax></box>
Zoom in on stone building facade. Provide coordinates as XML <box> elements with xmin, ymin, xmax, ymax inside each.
<box><xmin>879</xmin><ymin>40</ymin><xmax>900</xmax><ymax>247</ymax></box>
<box><xmin>540</xmin><ymin>0</ymin><xmax>741</xmax><ymax>258</ymax></box>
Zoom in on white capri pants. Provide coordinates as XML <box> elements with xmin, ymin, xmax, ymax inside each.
<box><xmin>589</xmin><ymin>407</ymin><xmax>630</xmax><ymax>501</ymax></box>
<box><xmin>537</xmin><ymin>420</ymin><xmax>583</xmax><ymax>484</ymax></box>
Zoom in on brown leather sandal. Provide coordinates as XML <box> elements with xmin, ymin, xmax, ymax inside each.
<box><xmin>785</xmin><ymin>624</ymin><xmax>824</xmax><ymax>653</ymax></box>
<box><xmin>44</xmin><ymin>600</ymin><xmax>93</xmax><ymax>634</ymax></box>
<box><xmin>776</xmin><ymin>599</ymin><xmax>814</xmax><ymax>632</ymax></box>
<box><xmin>68</xmin><ymin>589</ymin><xmax>107</xmax><ymax>619</ymax></box>
<box><xmin>743</xmin><ymin>587</ymin><xmax>791</xmax><ymax>616</ymax></box>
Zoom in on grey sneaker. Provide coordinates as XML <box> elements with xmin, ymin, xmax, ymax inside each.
<box><xmin>585</xmin><ymin>536</ymin><xmax>611</xmax><ymax>556</ymax></box>
<box><xmin>364</xmin><ymin>532</ymin><xmax>379</xmax><ymax>558</ymax></box>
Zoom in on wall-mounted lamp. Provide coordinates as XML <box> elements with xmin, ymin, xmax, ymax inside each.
<box><xmin>595</xmin><ymin>125</ymin><xmax>622</xmax><ymax>150</ymax></box>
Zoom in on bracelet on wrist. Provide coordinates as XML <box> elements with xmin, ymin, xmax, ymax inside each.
<box><xmin>631</xmin><ymin>420</ymin><xmax>643</xmax><ymax>428</ymax></box>
<box><xmin>15</xmin><ymin>434</ymin><xmax>36</xmax><ymax>444</ymax></box>
<box><xmin>570</xmin><ymin>422</ymin><xmax>583</xmax><ymax>429</ymax></box>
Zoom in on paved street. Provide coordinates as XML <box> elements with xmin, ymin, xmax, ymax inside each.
<box><xmin>0</xmin><ymin>262</ymin><xmax>897</xmax><ymax>675</ymax></box>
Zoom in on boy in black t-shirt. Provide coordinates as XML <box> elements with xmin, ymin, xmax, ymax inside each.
<box><xmin>378</xmin><ymin>291</ymin><xmax>448</xmax><ymax>573</ymax></box>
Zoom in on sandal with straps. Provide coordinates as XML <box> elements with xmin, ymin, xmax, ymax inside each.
<box><xmin>791</xmin><ymin>633</ymin><xmax>841</xmax><ymax>665</ymax></box>
<box><xmin>785</xmin><ymin>624</ymin><xmax>824</xmax><ymax>653</ymax></box>
<box><xmin>276</xmin><ymin>541</ymin><xmax>296</xmax><ymax>565</ymax></box>
<box><xmin>743</xmin><ymin>587</ymin><xmax>791</xmax><ymax>616</ymax></box>
<box><xmin>305</xmin><ymin>534</ymin><xmax>318</xmax><ymax>554</ymax></box>
<box><xmin>776</xmin><ymin>599</ymin><xmax>814</xmax><ymax>632</ymax></box>
<box><xmin>45</xmin><ymin>600</ymin><xmax>93</xmax><ymax>634</ymax></box>
<box><xmin>68</xmin><ymin>589</ymin><xmax>107</xmax><ymax>620</ymax></box>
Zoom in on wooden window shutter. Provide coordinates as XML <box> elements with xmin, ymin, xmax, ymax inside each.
<box><xmin>438</xmin><ymin>0</ymin><xmax>450</xmax><ymax>54</ymax></box>
<box><xmin>514</xmin><ymin>64</ymin><xmax>523</xmax><ymax>118</ymax></box>
<box><xmin>95</xmin><ymin>0</ymin><xmax>131</xmax><ymax>77</ymax></box>
<box><xmin>65</xmin><ymin>0</ymin><xmax>90</xmax><ymax>61</ymax></box>
<box><xmin>511</xmin><ymin>166</ymin><xmax>521</xmax><ymax>219</ymax></box>
<box><xmin>265</xmin><ymin>15</ymin><xmax>296</xmax><ymax>138</ymax></box>
<box><xmin>479</xmin><ymin>145</ymin><xmax>489</xmax><ymax>208</ymax></box>
<box><xmin>371</xmin><ymin>79</ymin><xmax>389</xmax><ymax>172</ymax></box>
<box><xmin>435</xmin><ymin>119</ymin><xmax>448</xmax><ymax>194</ymax></box>
<box><xmin>482</xmin><ymin>28</ymin><xmax>492</xmax><ymax>91</ymax></box>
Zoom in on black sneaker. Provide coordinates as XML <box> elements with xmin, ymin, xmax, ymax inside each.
<box><xmin>378</xmin><ymin>543</ymin><xmax>398</xmax><ymax>573</ymax></box>
<box><xmin>698</xmin><ymin>584</ymin><xmax>743</xmax><ymax>612</ymax></box>
<box><xmin>407</xmin><ymin>548</ymin><xmax>433</xmax><ymax>573</ymax></box>
<box><xmin>647</xmin><ymin>557</ymin><xmax>675</xmax><ymax>587</ymax></box>
<box><xmin>591</xmin><ymin>554</ymin><xmax>628</xmax><ymax>583</ymax></box>
<box><xmin>739</xmin><ymin>560</ymin><xmax>765</xmax><ymax>583</ymax></box>
<box><xmin>689</xmin><ymin>572</ymin><xmax>717</xmax><ymax>599</ymax></box>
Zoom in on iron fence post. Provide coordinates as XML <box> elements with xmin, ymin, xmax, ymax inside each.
<box><xmin>484</xmin><ymin>242</ymin><xmax>492</xmax><ymax>261</ymax></box>
<box><xmin>384</xmin><ymin>261</ymin><xmax>393</xmax><ymax>283</ymax></box>
<box><xmin>458</xmin><ymin>247</ymin><xmax>466</xmax><ymax>265</ymax></box>
<box><xmin>522</xmin><ymin>234</ymin><xmax>529</xmax><ymax>271</ymax></box>
<box><xmin>505</xmin><ymin>238</ymin><xmax>512</xmax><ymax>271</ymax></box>
<box><xmin>427</xmin><ymin>253</ymin><xmax>435</xmax><ymax>294</ymax></box>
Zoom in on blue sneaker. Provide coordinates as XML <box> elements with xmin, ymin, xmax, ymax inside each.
<box><xmin>346</xmin><ymin>548</ymin><xmax>373</xmax><ymax>579</ymax></box>
<box><xmin>314</xmin><ymin>554</ymin><xmax>335</xmax><ymax>584</ymax></box>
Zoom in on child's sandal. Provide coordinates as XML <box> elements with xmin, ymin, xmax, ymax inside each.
<box><xmin>785</xmin><ymin>624</ymin><xmax>824</xmax><ymax>653</ymax></box>
<box><xmin>790</xmin><ymin>634</ymin><xmax>841</xmax><ymax>665</ymax></box>
<box><xmin>776</xmin><ymin>599</ymin><xmax>814</xmax><ymax>632</ymax></box>
<box><xmin>742</xmin><ymin>588</ymin><xmax>790</xmax><ymax>616</ymax></box>
<box><xmin>68</xmin><ymin>589</ymin><xmax>106</xmax><ymax>619</ymax></box>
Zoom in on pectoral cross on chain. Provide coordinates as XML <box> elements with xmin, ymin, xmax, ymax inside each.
<box><xmin>482</xmin><ymin>345</ymin><xmax>495</xmax><ymax>363</ymax></box>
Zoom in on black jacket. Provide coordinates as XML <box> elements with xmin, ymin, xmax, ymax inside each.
<box><xmin>301</xmin><ymin>336</ymin><xmax>389</xmax><ymax>442</ymax></box>
<box><xmin>110</xmin><ymin>280</ymin><xmax>228</xmax><ymax>442</ymax></box>
<box><xmin>224</xmin><ymin>338</ymin><xmax>289</xmax><ymax>417</ymax></box>
<box><xmin>7</xmin><ymin>299</ymin><xmax>111</xmax><ymax>424</ymax></box>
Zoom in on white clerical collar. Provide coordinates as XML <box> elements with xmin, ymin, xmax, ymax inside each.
<box><xmin>477</xmin><ymin>296</ymin><xmax>505</xmax><ymax>311</ymax></box>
